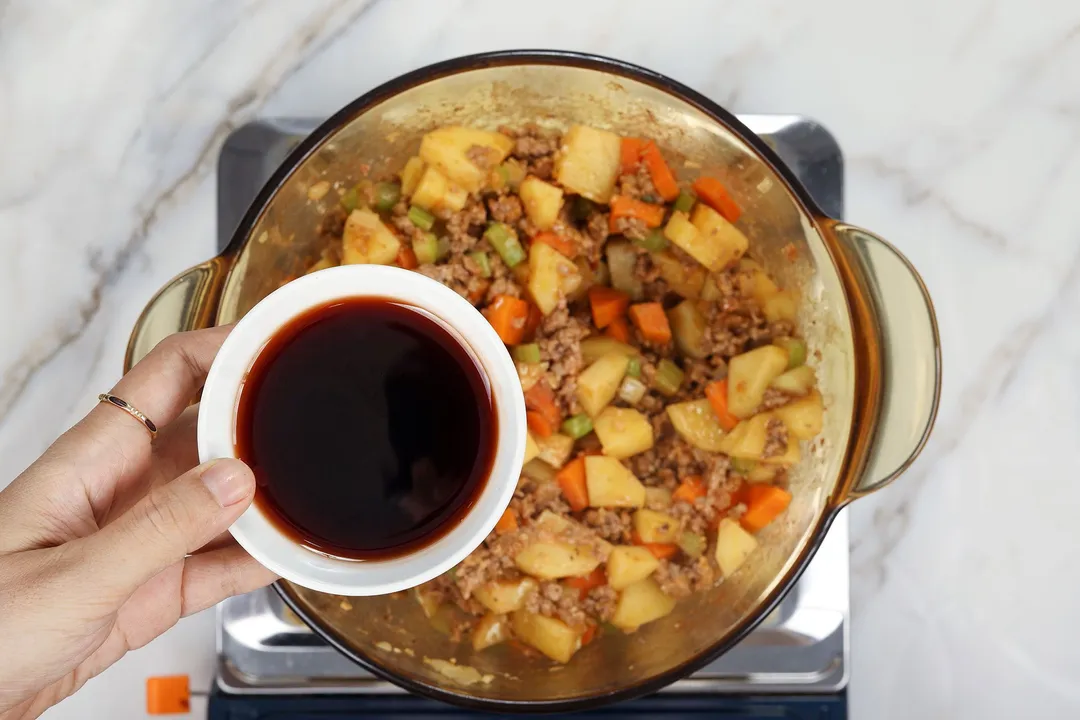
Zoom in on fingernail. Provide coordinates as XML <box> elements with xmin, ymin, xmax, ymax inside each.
<box><xmin>201</xmin><ymin>460</ymin><xmax>251</xmax><ymax>507</ymax></box>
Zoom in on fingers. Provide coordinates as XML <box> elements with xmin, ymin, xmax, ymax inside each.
<box><xmin>82</xmin><ymin>458</ymin><xmax>255</xmax><ymax>602</ymax></box>
<box><xmin>179</xmin><ymin>543</ymin><xmax>278</xmax><ymax>617</ymax></box>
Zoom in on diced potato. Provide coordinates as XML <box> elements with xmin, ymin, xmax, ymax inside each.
<box><xmin>718</xmin><ymin>414</ymin><xmax>770</xmax><ymax>460</ymax></box>
<box><xmin>517</xmin><ymin>361</ymin><xmax>547</xmax><ymax>393</ymax></box>
<box><xmin>528</xmin><ymin>241</ymin><xmax>581</xmax><ymax>315</ymax></box>
<box><xmin>763</xmin><ymin>290</ymin><xmax>797</xmax><ymax>322</ymax></box>
<box><xmin>663</xmin><ymin>211</ymin><xmax>700</xmax><ymax>254</ymax></box>
<box><xmin>727</xmin><ymin>345</ymin><xmax>790</xmax><ymax>418</ymax></box>
<box><xmin>584</xmin><ymin>456</ymin><xmax>646</xmax><ymax>508</ymax></box>
<box><xmin>689</xmin><ymin>204</ymin><xmax>749</xmax><ymax>269</ymax></box>
<box><xmin>535</xmin><ymin>511</ymin><xmax>614</xmax><ymax>555</ymax></box>
<box><xmin>644</xmin><ymin>486</ymin><xmax>673</xmax><ymax>508</ymax></box>
<box><xmin>414</xmin><ymin>587</ymin><xmax>442</xmax><ymax>619</ymax></box>
<box><xmin>511</xmin><ymin>610</ymin><xmax>582</xmax><ymax>664</ymax></box>
<box><xmin>411</xmin><ymin>166</ymin><xmax>468</xmax><ymax>213</ymax></box>
<box><xmin>770</xmin><ymin>365</ymin><xmax>816</xmax><ymax>395</ymax></box>
<box><xmin>748</xmin><ymin>464</ymin><xmax>778</xmax><ymax>483</ymax></box>
<box><xmin>474</xmin><ymin>577</ymin><xmax>539</xmax><ymax>614</ymax></box>
<box><xmin>593</xmin><ymin>407</ymin><xmax>654</xmax><ymax>459</ymax></box>
<box><xmin>652</xmin><ymin>251</ymin><xmax>706</xmax><ymax>299</ymax></box>
<box><xmin>606</xmin><ymin>546</ymin><xmax>660</xmax><ymax>590</ymax></box>
<box><xmin>472</xmin><ymin>613</ymin><xmax>511</xmax><ymax>651</ymax></box>
<box><xmin>581</xmin><ymin>336</ymin><xmax>640</xmax><ymax>365</ymax></box>
<box><xmin>606</xmin><ymin>240</ymin><xmax>644</xmax><ymax>299</ymax></box>
<box><xmin>666</xmin><ymin>399</ymin><xmax>726</xmax><ymax>452</ymax></box>
<box><xmin>535</xmin><ymin>432</ymin><xmax>574</xmax><ymax>469</ymax></box>
<box><xmin>714</xmin><ymin>518</ymin><xmax>759</xmax><ymax>576</ymax></box>
<box><xmin>523</xmin><ymin>432</ymin><xmax>540</xmax><ymax>465</ymax></box>
<box><xmin>633</xmin><ymin>509</ymin><xmax>680</xmax><ymax>544</ymax></box>
<box><xmin>738</xmin><ymin>258</ymin><xmax>780</xmax><ymax>305</ymax></box>
<box><xmin>773</xmin><ymin>390</ymin><xmax>824</xmax><ymax>440</ymax></box>
<box><xmin>577</xmin><ymin>353</ymin><xmax>630</xmax><ymax>417</ymax></box>
<box><xmin>521</xmin><ymin>458</ymin><xmax>557</xmax><ymax>484</ymax></box>
<box><xmin>762</xmin><ymin>432</ymin><xmax>801</xmax><ymax>466</ymax></box>
<box><xmin>400</xmin><ymin>156</ymin><xmax>425</xmax><ymax>197</ymax></box>
<box><xmin>668</xmin><ymin>300</ymin><xmax>708</xmax><ymax>359</ymax></box>
<box><xmin>554</xmin><ymin>125</ymin><xmax>621</xmax><ymax>203</ymax></box>
<box><xmin>610</xmin><ymin>578</ymin><xmax>676</xmax><ymax>632</ymax></box>
<box><xmin>699</xmin><ymin>273</ymin><xmax>722</xmax><ymax>302</ymax></box>
<box><xmin>419</xmin><ymin>126</ymin><xmax>514</xmax><ymax>193</ymax></box>
<box><xmin>515</xmin><ymin>542</ymin><xmax>600</xmax><ymax>580</ymax></box>
<box><xmin>519</xmin><ymin>175</ymin><xmax>564</xmax><ymax>230</ymax></box>
<box><xmin>342</xmin><ymin>208</ymin><xmax>401</xmax><ymax>265</ymax></box>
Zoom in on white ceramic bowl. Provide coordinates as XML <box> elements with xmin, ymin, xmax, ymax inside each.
<box><xmin>197</xmin><ymin>264</ymin><xmax>526</xmax><ymax>596</ymax></box>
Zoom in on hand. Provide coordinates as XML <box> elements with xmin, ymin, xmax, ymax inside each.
<box><xmin>0</xmin><ymin>326</ymin><xmax>276</xmax><ymax>719</ymax></box>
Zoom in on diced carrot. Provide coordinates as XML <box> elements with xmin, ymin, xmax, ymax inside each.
<box><xmin>705</xmin><ymin>379</ymin><xmax>740</xmax><ymax>431</ymax></box>
<box><xmin>484</xmin><ymin>294</ymin><xmax>529</xmax><ymax>345</ymax></box>
<box><xmin>524</xmin><ymin>381</ymin><xmax>562</xmax><ymax>428</ymax></box>
<box><xmin>620</xmin><ymin>137</ymin><xmax>645</xmax><ymax>173</ymax></box>
<box><xmin>527</xmin><ymin>410</ymin><xmax>555</xmax><ymax>438</ymax></box>
<box><xmin>522</xmin><ymin>302</ymin><xmax>543</xmax><ymax>341</ymax></box>
<box><xmin>565</xmin><ymin>566</ymin><xmax>606</xmax><ymax>598</ymax></box>
<box><xmin>740</xmin><ymin>485</ymin><xmax>792</xmax><ymax>533</ymax></box>
<box><xmin>628</xmin><ymin>302</ymin><xmax>672</xmax><ymax>344</ymax></box>
<box><xmin>581</xmin><ymin>624</ymin><xmax>598</xmax><ymax>646</ymax></box>
<box><xmin>588</xmin><ymin>286</ymin><xmax>630</xmax><ymax>329</ymax></box>
<box><xmin>533</xmin><ymin>231</ymin><xmax>576</xmax><ymax>258</ymax></box>
<box><xmin>396</xmin><ymin>246</ymin><xmax>418</xmax><ymax>270</ymax></box>
<box><xmin>604</xmin><ymin>316</ymin><xmax>631</xmax><ymax>343</ymax></box>
<box><xmin>630</xmin><ymin>530</ymin><xmax>680</xmax><ymax>560</ymax></box>
<box><xmin>641</xmin><ymin>141</ymin><xmax>679</xmax><ymax>202</ymax></box>
<box><xmin>609</xmin><ymin>195</ymin><xmax>666</xmax><ymax>230</ymax></box>
<box><xmin>494</xmin><ymin>508</ymin><xmax>518</xmax><ymax>534</ymax></box>
<box><xmin>556</xmin><ymin>456</ymin><xmax>589</xmax><ymax>512</ymax></box>
<box><xmin>692</xmin><ymin>176</ymin><xmax>741</xmax><ymax>223</ymax></box>
<box><xmin>672</xmin><ymin>475</ymin><xmax>707</xmax><ymax>504</ymax></box>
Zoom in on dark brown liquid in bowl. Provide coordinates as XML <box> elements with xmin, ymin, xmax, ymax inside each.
<box><xmin>236</xmin><ymin>298</ymin><xmax>496</xmax><ymax>560</ymax></box>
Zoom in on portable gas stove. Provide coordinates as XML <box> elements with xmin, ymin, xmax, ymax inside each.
<box><xmin>209</xmin><ymin>115</ymin><xmax>849</xmax><ymax>719</ymax></box>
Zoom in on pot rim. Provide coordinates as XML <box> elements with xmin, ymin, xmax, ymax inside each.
<box><xmin>252</xmin><ymin>49</ymin><xmax>852</xmax><ymax>713</ymax></box>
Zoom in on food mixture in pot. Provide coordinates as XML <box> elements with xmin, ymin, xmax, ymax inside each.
<box><xmin>302</xmin><ymin>123</ymin><xmax>824</xmax><ymax>665</ymax></box>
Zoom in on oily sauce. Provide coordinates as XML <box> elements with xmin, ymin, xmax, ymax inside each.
<box><xmin>236</xmin><ymin>298</ymin><xmax>496</xmax><ymax>560</ymax></box>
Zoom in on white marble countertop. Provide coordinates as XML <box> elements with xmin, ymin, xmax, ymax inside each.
<box><xmin>2</xmin><ymin>0</ymin><xmax>1078</xmax><ymax>717</ymax></box>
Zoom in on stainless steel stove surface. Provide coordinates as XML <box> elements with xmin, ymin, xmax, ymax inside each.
<box><xmin>213</xmin><ymin>115</ymin><xmax>848</xmax><ymax>703</ymax></box>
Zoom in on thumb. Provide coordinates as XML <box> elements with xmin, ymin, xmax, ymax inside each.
<box><xmin>86</xmin><ymin>458</ymin><xmax>255</xmax><ymax>599</ymax></box>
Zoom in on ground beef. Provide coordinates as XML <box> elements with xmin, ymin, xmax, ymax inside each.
<box><xmin>484</xmin><ymin>253</ymin><xmax>523</xmax><ymax>301</ymax></box>
<box><xmin>318</xmin><ymin>206</ymin><xmax>347</xmax><ymax>238</ymax></box>
<box><xmin>446</xmin><ymin>198</ymin><xmax>488</xmax><ymax>253</ymax></box>
<box><xmin>617</xmin><ymin>164</ymin><xmax>658</xmax><ymax>202</ymax></box>
<box><xmin>466</xmin><ymin>144</ymin><xmax>499</xmax><ymax>171</ymax></box>
<box><xmin>453</xmin><ymin>530</ymin><xmax>531</xmax><ymax>600</ymax></box>
<box><xmin>513</xmin><ymin>478</ymin><xmax>569</xmax><ymax>520</ymax></box>
<box><xmin>612</xmin><ymin>216</ymin><xmax>650</xmax><ymax>242</ymax></box>
<box><xmin>583</xmin><ymin>585</ymin><xmax>618</xmax><ymax>622</ymax></box>
<box><xmin>507</xmin><ymin>123</ymin><xmax>559</xmax><ymax>180</ymax></box>
<box><xmin>763</xmin><ymin>418</ymin><xmax>789</xmax><ymax>458</ymax></box>
<box><xmin>759</xmin><ymin>387</ymin><xmax>794</xmax><ymax>412</ymax></box>
<box><xmin>654</xmin><ymin>556</ymin><xmax>716</xmax><ymax>598</ymax></box>
<box><xmin>583</xmin><ymin>211</ymin><xmax>610</xmax><ymax>263</ymax></box>
<box><xmin>525</xmin><ymin>582</ymin><xmax>589</xmax><ymax>631</ymax></box>
<box><xmin>488</xmin><ymin>194</ymin><xmax>523</xmax><ymax>224</ymax></box>
<box><xmin>583</xmin><ymin>508</ymin><xmax>633</xmax><ymax>543</ymax></box>
<box><xmin>628</xmin><ymin>412</ymin><xmax>707</xmax><ymax>490</ymax></box>
<box><xmin>536</xmin><ymin>302</ymin><xmax>589</xmax><ymax>414</ymax></box>
<box><xmin>417</xmin><ymin>261</ymin><xmax>473</xmax><ymax>299</ymax></box>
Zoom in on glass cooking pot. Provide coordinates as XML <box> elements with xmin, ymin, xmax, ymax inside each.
<box><xmin>126</xmin><ymin>51</ymin><xmax>941</xmax><ymax>712</ymax></box>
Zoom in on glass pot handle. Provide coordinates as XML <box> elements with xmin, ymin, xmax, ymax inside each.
<box><xmin>124</xmin><ymin>256</ymin><xmax>232</xmax><ymax>372</ymax></box>
<box><xmin>822</xmin><ymin>221</ymin><xmax>942</xmax><ymax>501</ymax></box>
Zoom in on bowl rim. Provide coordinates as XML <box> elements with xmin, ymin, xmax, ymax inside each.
<box><xmin>245</xmin><ymin>49</ymin><xmax>849</xmax><ymax>713</ymax></box>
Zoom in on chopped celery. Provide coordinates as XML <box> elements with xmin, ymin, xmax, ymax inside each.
<box><xmin>633</xmin><ymin>229</ymin><xmax>668</xmax><ymax>252</ymax></box>
<box><xmin>373</xmin><ymin>181</ymin><xmax>401</xmax><ymax>212</ymax></box>
<box><xmin>653</xmin><ymin>359</ymin><xmax>685</xmax><ymax>397</ymax></box>
<box><xmin>730</xmin><ymin>457</ymin><xmax>757</xmax><ymax>475</ymax></box>
<box><xmin>408</xmin><ymin>205</ymin><xmax>435</xmax><ymax>231</ymax></box>
<box><xmin>495</xmin><ymin>160</ymin><xmax>526</xmax><ymax>191</ymax></box>
<box><xmin>469</xmin><ymin>251</ymin><xmax>492</xmax><ymax>278</ymax></box>
<box><xmin>561</xmin><ymin>413</ymin><xmax>594</xmax><ymax>440</ymax></box>
<box><xmin>773</xmin><ymin>337</ymin><xmax>808</xmax><ymax>369</ymax></box>
<box><xmin>626</xmin><ymin>357</ymin><xmax>642</xmax><ymax>378</ymax></box>
<box><xmin>673</xmin><ymin>190</ymin><xmax>696</xmax><ymax>213</ymax></box>
<box><xmin>484</xmin><ymin>223</ymin><xmax>526</xmax><ymax>268</ymax></box>
<box><xmin>436</xmin><ymin>236</ymin><xmax>451</xmax><ymax>261</ymax></box>
<box><xmin>618</xmin><ymin>376</ymin><xmax>647</xmax><ymax>405</ymax></box>
<box><xmin>572</xmin><ymin>196</ymin><xmax>595</xmax><ymax>223</ymax></box>
<box><xmin>413</xmin><ymin>232</ymin><xmax>439</xmax><ymax>265</ymax></box>
<box><xmin>340</xmin><ymin>187</ymin><xmax>359</xmax><ymax>212</ymax></box>
<box><xmin>513</xmin><ymin>343</ymin><xmax>541</xmax><ymax>364</ymax></box>
<box><xmin>677</xmin><ymin>531</ymin><xmax>706</xmax><ymax>558</ymax></box>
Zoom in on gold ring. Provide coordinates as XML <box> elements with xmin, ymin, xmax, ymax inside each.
<box><xmin>97</xmin><ymin>393</ymin><xmax>158</xmax><ymax>438</ymax></box>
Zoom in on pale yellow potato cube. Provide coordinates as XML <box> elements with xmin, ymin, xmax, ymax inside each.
<box><xmin>342</xmin><ymin>208</ymin><xmax>401</xmax><ymax>265</ymax></box>
<box><xmin>714</xmin><ymin>518</ymin><xmax>758</xmax><ymax>576</ymax></box>
<box><xmin>519</xmin><ymin>175</ymin><xmax>564</xmax><ymax>231</ymax></box>
<box><xmin>718</xmin><ymin>414</ymin><xmax>770</xmax><ymax>460</ymax></box>
<box><xmin>738</xmin><ymin>258</ymin><xmax>780</xmax><ymax>306</ymax></box>
<box><xmin>770</xmin><ymin>365</ymin><xmax>816</xmax><ymax>395</ymax></box>
<box><xmin>411</xmin><ymin>166</ymin><xmax>468</xmax><ymax>213</ymax></box>
<box><xmin>644</xmin><ymin>486</ymin><xmax>673</xmax><ymax>508</ymax></box>
<box><xmin>606</xmin><ymin>546</ymin><xmax>660</xmax><ymax>590</ymax></box>
<box><xmin>535</xmin><ymin>432</ymin><xmax>574</xmax><ymax>469</ymax></box>
<box><xmin>413</xmin><ymin>587</ymin><xmax>443</xmax><ymax>619</ymax></box>
<box><xmin>528</xmin><ymin>241</ymin><xmax>580</xmax><ymax>315</ymax></box>
<box><xmin>580</xmin><ymin>336</ymin><xmax>640</xmax><ymax>365</ymax></box>
<box><xmin>773</xmin><ymin>389</ymin><xmax>824</xmax><ymax>440</ymax></box>
<box><xmin>633</xmin><ymin>509</ymin><xmax>680</xmax><ymax>544</ymax></box>
<box><xmin>593</xmin><ymin>407</ymin><xmax>654</xmax><ymax>459</ymax></box>
<box><xmin>511</xmin><ymin>610</ymin><xmax>582</xmax><ymax>663</ymax></box>
<box><xmin>577</xmin><ymin>353</ymin><xmax>630</xmax><ymax>417</ymax></box>
<box><xmin>584</xmin><ymin>455</ymin><xmax>646</xmax><ymax>508</ymax></box>
<box><xmin>400</xmin><ymin>156</ymin><xmax>425</xmax><ymax>197</ymax></box>
<box><xmin>472</xmin><ymin>613</ymin><xmax>511</xmax><ymax>651</ymax></box>
<box><xmin>554</xmin><ymin>125</ymin><xmax>622</xmax><ymax>203</ymax></box>
<box><xmin>515</xmin><ymin>542</ymin><xmax>600</xmax><ymax>580</ymax></box>
<box><xmin>762</xmin><ymin>432</ymin><xmax>801</xmax><ymax>466</ymax></box>
<box><xmin>763</xmin><ymin>290</ymin><xmax>797</xmax><ymax>322</ymax></box>
<box><xmin>610</xmin><ymin>578</ymin><xmax>676</xmax><ymax>632</ymax></box>
<box><xmin>666</xmin><ymin>399</ymin><xmax>727</xmax><ymax>452</ymax></box>
<box><xmin>652</xmin><ymin>251</ymin><xmax>707</xmax><ymax>299</ymax></box>
<box><xmin>474</xmin><ymin>577</ymin><xmax>539</xmax><ymax>614</ymax></box>
<box><xmin>727</xmin><ymin>345</ymin><xmax>790</xmax><ymax>417</ymax></box>
<box><xmin>419</xmin><ymin>126</ymin><xmax>514</xmax><ymax>193</ymax></box>
<box><xmin>523</xmin><ymin>432</ymin><xmax>540</xmax><ymax>465</ymax></box>
<box><xmin>689</xmin><ymin>203</ymin><xmax>749</xmax><ymax>270</ymax></box>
